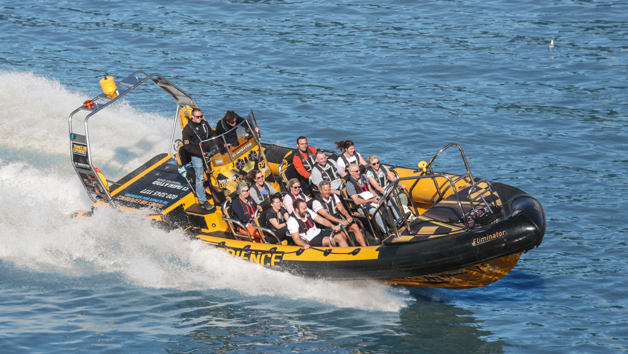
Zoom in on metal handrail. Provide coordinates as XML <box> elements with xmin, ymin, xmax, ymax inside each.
<box><xmin>68</xmin><ymin>71</ymin><xmax>197</xmax><ymax>204</ymax></box>
<box><xmin>198</xmin><ymin>115</ymin><xmax>261</xmax><ymax>171</ymax></box>
<box><xmin>423</xmin><ymin>143</ymin><xmax>474</xmax><ymax>201</ymax></box>
<box><xmin>251</xmin><ymin>225</ymin><xmax>282</xmax><ymax>244</ymax></box>
<box><xmin>467</xmin><ymin>179</ymin><xmax>498</xmax><ymax>214</ymax></box>
<box><xmin>374</xmin><ymin>173</ymin><xmax>471</xmax><ymax>234</ymax></box>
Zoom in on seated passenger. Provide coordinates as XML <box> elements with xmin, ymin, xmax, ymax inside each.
<box><xmin>335</xmin><ymin>139</ymin><xmax>368</xmax><ymax>174</ymax></box>
<box><xmin>231</xmin><ymin>182</ymin><xmax>260</xmax><ymax>238</ymax></box>
<box><xmin>293</xmin><ymin>136</ymin><xmax>318</xmax><ymax>180</ymax></box>
<box><xmin>288</xmin><ymin>199</ymin><xmax>348</xmax><ymax>249</ymax></box>
<box><xmin>365</xmin><ymin>154</ymin><xmax>409</xmax><ymax>207</ymax></box>
<box><xmin>283</xmin><ymin>178</ymin><xmax>310</xmax><ymax>215</ymax></box>
<box><xmin>247</xmin><ymin>169</ymin><xmax>279</xmax><ymax>205</ymax></box>
<box><xmin>313</xmin><ymin>181</ymin><xmax>366</xmax><ymax>247</ymax></box>
<box><xmin>346</xmin><ymin>164</ymin><xmax>390</xmax><ymax>234</ymax></box>
<box><xmin>182</xmin><ymin>108</ymin><xmax>215</xmax><ymax>210</ymax></box>
<box><xmin>265</xmin><ymin>195</ymin><xmax>290</xmax><ymax>244</ymax></box>
<box><xmin>215</xmin><ymin>110</ymin><xmax>260</xmax><ymax>146</ymax></box>
<box><xmin>309</xmin><ymin>150</ymin><xmax>346</xmax><ymax>195</ymax></box>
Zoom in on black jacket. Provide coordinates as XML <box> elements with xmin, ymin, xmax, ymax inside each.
<box><xmin>215</xmin><ymin>115</ymin><xmax>246</xmax><ymax>145</ymax></box>
<box><xmin>183</xmin><ymin>120</ymin><xmax>214</xmax><ymax>157</ymax></box>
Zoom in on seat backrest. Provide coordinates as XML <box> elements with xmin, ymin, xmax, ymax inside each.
<box><xmin>280</xmin><ymin>163</ymin><xmax>299</xmax><ymax>187</ymax></box>
<box><xmin>173</xmin><ymin>140</ymin><xmax>191</xmax><ymax>167</ymax></box>
<box><xmin>281</xmin><ymin>150</ymin><xmax>296</xmax><ymax>166</ymax></box>
<box><xmin>178</xmin><ymin>106</ymin><xmax>194</xmax><ymax>129</ymax></box>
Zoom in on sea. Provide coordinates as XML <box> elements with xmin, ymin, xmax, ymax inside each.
<box><xmin>0</xmin><ymin>0</ymin><xmax>626</xmax><ymax>352</ymax></box>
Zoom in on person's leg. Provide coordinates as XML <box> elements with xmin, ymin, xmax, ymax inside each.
<box><xmin>369</xmin><ymin>208</ymin><xmax>386</xmax><ymax>233</ymax></box>
<box><xmin>191</xmin><ymin>155</ymin><xmax>207</xmax><ymax>204</ymax></box>
<box><xmin>333</xmin><ymin>231</ymin><xmax>349</xmax><ymax>247</ymax></box>
<box><xmin>349</xmin><ymin>223</ymin><xmax>366</xmax><ymax>246</ymax></box>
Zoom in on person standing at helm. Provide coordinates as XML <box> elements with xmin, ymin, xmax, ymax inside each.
<box><xmin>182</xmin><ymin>108</ymin><xmax>215</xmax><ymax>211</ymax></box>
<box><xmin>293</xmin><ymin>136</ymin><xmax>318</xmax><ymax>180</ymax></box>
<box><xmin>335</xmin><ymin>140</ymin><xmax>368</xmax><ymax>175</ymax></box>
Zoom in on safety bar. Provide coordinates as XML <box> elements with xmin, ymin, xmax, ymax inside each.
<box><xmin>251</xmin><ymin>225</ymin><xmax>282</xmax><ymax>244</ymax></box>
<box><xmin>424</xmin><ymin>143</ymin><xmax>474</xmax><ymax>202</ymax></box>
<box><xmin>198</xmin><ymin>114</ymin><xmax>261</xmax><ymax>171</ymax></box>
<box><xmin>375</xmin><ymin>173</ymin><xmax>471</xmax><ymax>234</ymax></box>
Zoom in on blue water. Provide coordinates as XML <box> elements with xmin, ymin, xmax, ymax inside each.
<box><xmin>1</xmin><ymin>0</ymin><xmax>627</xmax><ymax>352</ymax></box>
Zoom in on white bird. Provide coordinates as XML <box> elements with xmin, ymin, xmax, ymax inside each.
<box><xmin>549</xmin><ymin>39</ymin><xmax>554</xmax><ymax>50</ymax></box>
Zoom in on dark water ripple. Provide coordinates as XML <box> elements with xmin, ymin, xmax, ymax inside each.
<box><xmin>2</xmin><ymin>0</ymin><xmax>628</xmax><ymax>352</ymax></box>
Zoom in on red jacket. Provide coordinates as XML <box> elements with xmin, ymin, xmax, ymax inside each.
<box><xmin>293</xmin><ymin>146</ymin><xmax>317</xmax><ymax>179</ymax></box>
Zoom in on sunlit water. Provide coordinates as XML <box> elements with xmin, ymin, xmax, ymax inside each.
<box><xmin>1</xmin><ymin>0</ymin><xmax>627</xmax><ymax>352</ymax></box>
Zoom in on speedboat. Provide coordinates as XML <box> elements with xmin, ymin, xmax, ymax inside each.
<box><xmin>69</xmin><ymin>71</ymin><xmax>545</xmax><ymax>289</ymax></box>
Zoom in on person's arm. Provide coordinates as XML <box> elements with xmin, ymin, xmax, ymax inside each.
<box><xmin>291</xmin><ymin>232</ymin><xmax>309</xmax><ymax>248</ymax></box>
<box><xmin>335</xmin><ymin>197</ymin><xmax>353</xmax><ymax>224</ymax></box>
<box><xmin>365</xmin><ymin>178</ymin><xmax>380</xmax><ymax>199</ymax></box>
<box><xmin>357</xmin><ymin>152</ymin><xmax>368</xmax><ymax>166</ymax></box>
<box><xmin>313</xmin><ymin>213</ymin><xmax>341</xmax><ymax>233</ymax></box>
<box><xmin>329</xmin><ymin>160</ymin><xmax>346</xmax><ymax>178</ymax></box>
<box><xmin>386</xmin><ymin>167</ymin><xmax>407</xmax><ymax>189</ymax></box>
<box><xmin>282</xmin><ymin>208</ymin><xmax>290</xmax><ymax>222</ymax></box>
<box><xmin>313</xmin><ymin>200</ymin><xmax>343</xmax><ymax>225</ymax></box>
<box><xmin>336</xmin><ymin>157</ymin><xmax>347</xmax><ymax>174</ymax></box>
<box><xmin>367</xmin><ymin>171</ymin><xmax>385</xmax><ymax>194</ymax></box>
<box><xmin>283</xmin><ymin>195</ymin><xmax>294</xmax><ymax>215</ymax></box>
<box><xmin>309</xmin><ymin>168</ymin><xmax>320</xmax><ymax>185</ymax></box>
<box><xmin>267</xmin><ymin>183</ymin><xmax>279</xmax><ymax>195</ymax></box>
<box><xmin>318</xmin><ymin>206</ymin><xmax>348</xmax><ymax>226</ymax></box>
<box><xmin>347</xmin><ymin>183</ymin><xmax>376</xmax><ymax>205</ymax></box>
<box><xmin>249</xmin><ymin>188</ymin><xmax>262</xmax><ymax>205</ymax></box>
<box><xmin>182</xmin><ymin>127</ymin><xmax>203</xmax><ymax>157</ymax></box>
<box><xmin>231</xmin><ymin>199</ymin><xmax>246</xmax><ymax>222</ymax></box>
<box><xmin>268</xmin><ymin>215</ymin><xmax>286</xmax><ymax>229</ymax></box>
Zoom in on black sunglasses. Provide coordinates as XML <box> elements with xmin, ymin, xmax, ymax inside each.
<box><xmin>192</xmin><ymin>115</ymin><xmax>203</xmax><ymax>119</ymax></box>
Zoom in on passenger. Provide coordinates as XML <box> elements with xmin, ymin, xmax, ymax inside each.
<box><xmin>292</xmin><ymin>136</ymin><xmax>318</xmax><ymax>180</ymax></box>
<box><xmin>231</xmin><ymin>182</ymin><xmax>260</xmax><ymax>238</ymax></box>
<box><xmin>366</xmin><ymin>154</ymin><xmax>409</xmax><ymax>207</ymax></box>
<box><xmin>282</xmin><ymin>178</ymin><xmax>310</xmax><ymax>215</ymax></box>
<box><xmin>288</xmin><ymin>199</ymin><xmax>348</xmax><ymax>249</ymax></box>
<box><xmin>246</xmin><ymin>169</ymin><xmax>279</xmax><ymax>205</ymax></box>
<box><xmin>334</xmin><ymin>140</ymin><xmax>368</xmax><ymax>174</ymax></box>
<box><xmin>313</xmin><ymin>181</ymin><xmax>367</xmax><ymax>247</ymax></box>
<box><xmin>309</xmin><ymin>150</ymin><xmax>346</xmax><ymax>195</ymax></box>
<box><xmin>265</xmin><ymin>195</ymin><xmax>290</xmax><ymax>244</ymax></box>
<box><xmin>182</xmin><ymin>108</ymin><xmax>215</xmax><ymax>210</ymax></box>
<box><xmin>346</xmin><ymin>164</ymin><xmax>390</xmax><ymax>234</ymax></box>
<box><xmin>215</xmin><ymin>110</ymin><xmax>260</xmax><ymax>146</ymax></box>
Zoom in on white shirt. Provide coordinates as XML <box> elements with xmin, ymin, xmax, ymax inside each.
<box><xmin>337</xmin><ymin>152</ymin><xmax>362</xmax><ymax>171</ymax></box>
<box><xmin>312</xmin><ymin>194</ymin><xmax>341</xmax><ymax>214</ymax></box>
<box><xmin>287</xmin><ymin>209</ymin><xmax>321</xmax><ymax>241</ymax></box>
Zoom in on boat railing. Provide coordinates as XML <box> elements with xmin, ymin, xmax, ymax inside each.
<box><xmin>68</xmin><ymin>71</ymin><xmax>197</xmax><ymax>204</ymax></box>
<box><xmin>423</xmin><ymin>143</ymin><xmax>475</xmax><ymax>203</ymax></box>
<box><xmin>374</xmin><ymin>173</ymin><xmax>471</xmax><ymax>235</ymax></box>
<box><xmin>197</xmin><ymin>111</ymin><xmax>263</xmax><ymax>171</ymax></box>
<box><xmin>466</xmin><ymin>179</ymin><xmax>501</xmax><ymax>217</ymax></box>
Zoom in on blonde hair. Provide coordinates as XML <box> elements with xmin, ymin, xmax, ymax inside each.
<box><xmin>366</xmin><ymin>154</ymin><xmax>379</xmax><ymax>164</ymax></box>
<box><xmin>286</xmin><ymin>178</ymin><xmax>301</xmax><ymax>190</ymax></box>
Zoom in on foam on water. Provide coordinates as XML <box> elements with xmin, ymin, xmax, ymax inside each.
<box><xmin>0</xmin><ymin>71</ymin><xmax>172</xmax><ymax>178</ymax></box>
<box><xmin>0</xmin><ymin>75</ymin><xmax>411</xmax><ymax>312</ymax></box>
